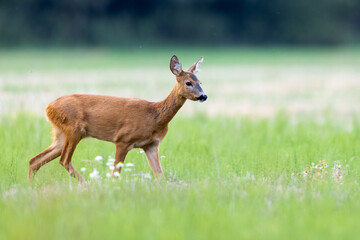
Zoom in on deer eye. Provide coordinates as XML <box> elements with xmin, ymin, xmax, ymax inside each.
<box><xmin>186</xmin><ymin>82</ymin><xmax>193</xmax><ymax>87</ymax></box>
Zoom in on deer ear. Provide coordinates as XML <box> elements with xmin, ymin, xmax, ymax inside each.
<box><xmin>170</xmin><ymin>55</ymin><xmax>183</xmax><ymax>76</ymax></box>
<box><xmin>187</xmin><ymin>57</ymin><xmax>203</xmax><ymax>74</ymax></box>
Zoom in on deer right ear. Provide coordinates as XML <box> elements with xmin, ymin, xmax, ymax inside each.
<box><xmin>187</xmin><ymin>57</ymin><xmax>203</xmax><ymax>74</ymax></box>
<box><xmin>170</xmin><ymin>55</ymin><xmax>183</xmax><ymax>76</ymax></box>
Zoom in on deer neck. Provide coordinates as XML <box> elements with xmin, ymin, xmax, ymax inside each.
<box><xmin>155</xmin><ymin>84</ymin><xmax>186</xmax><ymax>126</ymax></box>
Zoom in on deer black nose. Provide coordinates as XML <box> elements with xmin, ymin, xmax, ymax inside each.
<box><xmin>196</xmin><ymin>94</ymin><xmax>208</xmax><ymax>102</ymax></box>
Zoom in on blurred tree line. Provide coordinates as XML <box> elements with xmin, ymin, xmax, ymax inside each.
<box><xmin>0</xmin><ymin>0</ymin><xmax>359</xmax><ymax>46</ymax></box>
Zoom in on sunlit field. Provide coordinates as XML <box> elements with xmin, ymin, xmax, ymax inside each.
<box><xmin>1</xmin><ymin>47</ymin><xmax>360</xmax><ymax>239</ymax></box>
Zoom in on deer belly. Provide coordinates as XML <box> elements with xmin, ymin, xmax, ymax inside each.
<box><xmin>86</xmin><ymin>124</ymin><xmax>118</xmax><ymax>142</ymax></box>
<box><xmin>133</xmin><ymin>139</ymin><xmax>152</xmax><ymax>148</ymax></box>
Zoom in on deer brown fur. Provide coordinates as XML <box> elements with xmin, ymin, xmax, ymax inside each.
<box><xmin>28</xmin><ymin>55</ymin><xmax>207</xmax><ymax>182</ymax></box>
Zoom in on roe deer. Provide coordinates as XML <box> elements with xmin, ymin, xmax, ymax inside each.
<box><xmin>28</xmin><ymin>55</ymin><xmax>207</xmax><ymax>182</ymax></box>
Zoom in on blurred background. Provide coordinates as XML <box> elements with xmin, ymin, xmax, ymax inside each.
<box><xmin>0</xmin><ymin>0</ymin><xmax>360</xmax><ymax>122</ymax></box>
<box><xmin>1</xmin><ymin>0</ymin><xmax>360</xmax><ymax>47</ymax></box>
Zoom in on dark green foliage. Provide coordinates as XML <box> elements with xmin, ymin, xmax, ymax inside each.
<box><xmin>0</xmin><ymin>0</ymin><xmax>359</xmax><ymax>46</ymax></box>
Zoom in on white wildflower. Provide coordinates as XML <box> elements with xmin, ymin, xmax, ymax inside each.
<box><xmin>160</xmin><ymin>156</ymin><xmax>166</xmax><ymax>159</ymax></box>
<box><xmin>106</xmin><ymin>162</ymin><xmax>113</xmax><ymax>166</ymax></box>
<box><xmin>80</xmin><ymin>167</ymin><xmax>86</xmax><ymax>172</ymax></box>
<box><xmin>114</xmin><ymin>172</ymin><xmax>121</xmax><ymax>177</ymax></box>
<box><xmin>116</xmin><ymin>163</ymin><xmax>124</xmax><ymax>169</ymax></box>
<box><xmin>106</xmin><ymin>173</ymin><xmax>111</xmax><ymax>178</ymax></box>
<box><xmin>144</xmin><ymin>173</ymin><xmax>152</xmax><ymax>179</ymax></box>
<box><xmin>89</xmin><ymin>168</ymin><xmax>99</xmax><ymax>179</ymax></box>
<box><xmin>107</xmin><ymin>158</ymin><xmax>115</xmax><ymax>162</ymax></box>
<box><xmin>109</xmin><ymin>166</ymin><xmax>115</xmax><ymax>170</ymax></box>
<box><xmin>126</xmin><ymin>163</ymin><xmax>135</xmax><ymax>167</ymax></box>
<box><xmin>94</xmin><ymin>156</ymin><xmax>103</xmax><ymax>161</ymax></box>
<box><xmin>139</xmin><ymin>150</ymin><xmax>144</xmax><ymax>154</ymax></box>
<box><xmin>124</xmin><ymin>168</ymin><xmax>132</xmax><ymax>172</ymax></box>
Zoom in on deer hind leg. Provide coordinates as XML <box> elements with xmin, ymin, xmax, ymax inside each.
<box><xmin>59</xmin><ymin>136</ymin><xmax>84</xmax><ymax>182</ymax></box>
<box><xmin>144</xmin><ymin>143</ymin><xmax>163</xmax><ymax>180</ymax></box>
<box><xmin>28</xmin><ymin>126</ymin><xmax>65</xmax><ymax>180</ymax></box>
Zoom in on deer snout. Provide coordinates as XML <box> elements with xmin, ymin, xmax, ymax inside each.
<box><xmin>196</xmin><ymin>94</ymin><xmax>207</xmax><ymax>102</ymax></box>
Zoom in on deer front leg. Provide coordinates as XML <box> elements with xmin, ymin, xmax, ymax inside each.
<box><xmin>112</xmin><ymin>143</ymin><xmax>129</xmax><ymax>176</ymax></box>
<box><xmin>144</xmin><ymin>143</ymin><xmax>164</xmax><ymax>180</ymax></box>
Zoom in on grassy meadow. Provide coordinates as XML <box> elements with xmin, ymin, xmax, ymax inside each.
<box><xmin>1</xmin><ymin>47</ymin><xmax>360</xmax><ymax>239</ymax></box>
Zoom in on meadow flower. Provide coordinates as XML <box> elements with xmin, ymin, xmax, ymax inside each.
<box><xmin>314</xmin><ymin>164</ymin><xmax>322</xmax><ymax>170</ymax></box>
<box><xmin>94</xmin><ymin>156</ymin><xmax>103</xmax><ymax>161</ymax></box>
<box><xmin>116</xmin><ymin>163</ymin><xmax>124</xmax><ymax>169</ymax></box>
<box><xmin>113</xmin><ymin>172</ymin><xmax>120</xmax><ymax>177</ymax></box>
<box><xmin>80</xmin><ymin>167</ymin><xmax>86</xmax><ymax>172</ymax></box>
<box><xmin>332</xmin><ymin>160</ymin><xmax>345</xmax><ymax>181</ymax></box>
<box><xmin>160</xmin><ymin>156</ymin><xmax>166</xmax><ymax>159</ymax></box>
<box><xmin>109</xmin><ymin>166</ymin><xmax>115</xmax><ymax>170</ymax></box>
<box><xmin>106</xmin><ymin>173</ymin><xmax>111</xmax><ymax>178</ymax></box>
<box><xmin>124</xmin><ymin>168</ymin><xmax>132</xmax><ymax>172</ymax></box>
<box><xmin>107</xmin><ymin>157</ymin><xmax>115</xmax><ymax>162</ymax></box>
<box><xmin>106</xmin><ymin>162</ymin><xmax>113</xmax><ymax>166</ymax></box>
<box><xmin>89</xmin><ymin>168</ymin><xmax>99</xmax><ymax>179</ymax></box>
<box><xmin>300</xmin><ymin>160</ymin><xmax>348</xmax><ymax>181</ymax></box>
<box><xmin>126</xmin><ymin>163</ymin><xmax>135</xmax><ymax>167</ymax></box>
<box><xmin>143</xmin><ymin>173</ymin><xmax>151</xmax><ymax>179</ymax></box>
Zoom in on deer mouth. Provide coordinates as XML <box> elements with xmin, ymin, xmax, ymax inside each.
<box><xmin>196</xmin><ymin>94</ymin><xmax>208</xmax><ymax>102</ymax></box>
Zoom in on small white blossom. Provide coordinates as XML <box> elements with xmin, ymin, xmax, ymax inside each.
<box><xmin>80</xmin><ymin>167</ymin><xmax>86</xmax><ymax>172</ymax></box>
<box><xmin>116</xmin><ymin>163</ymin><xmax>124</xmax><ymax>169</ymax></box>
<box><xmin>124</xmin><ymin>168</ymin><xmax>132</xmax><ymax>172</ymax></box>
<box><xmin>106</xmin><ymin>162</ymin><xmax>113</xmax><ymax>166</ymax></box>
<box><xmin>107</xmin><ymin>158</ymin><xmax>115</xmax><ymax>162</ymax></box>
<box><xmin>126</xmin><ymin>163</ymin><xmax>135</xmax><ymax>167</ymax></box>
<box><xmin>109</xmin><ymin>166</ymin><xmax>115</xmax><ymax>170</ymax></box>
<box><xmin>144</xmin><ymin>173</ymin><xmax>152</xmax><ymax>179</ymax></box>
<box><xmin>106</xmin><ymin>173</ymin><xmax>111</xmax><ymax>178</ymax></box>
<box><xmin>139</xmin><ymin>150</ymin><xmax>144</xmax><ymax>154</ymax></box>
<box><xmin>160</xmin><ymin>156</ymin><xmax>166</xmax><ymax>159</ymax></box>
<box><xmin>114</xmin><ymin>172</ymin><xmax>121</xmax><ymax>177</ymax></box>
<box><xmin>94</xmin><ymin>156</ymin><xmax>103</xmax><ymax>161</ymax></box>
<box><xmin>89</xmin><ymin>168</ymin><xmax>99</xmax><ymax>179</ymax></box>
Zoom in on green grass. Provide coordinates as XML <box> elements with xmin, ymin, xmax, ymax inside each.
<box><xmin>1</xmin><ymin>47</ymin><xmax>360</xmax><ymax>239</ymax></box>
<box><xmin>1</xmin><ymin>46</ymin><xmax>360</xmax><ymax>72</ymax></box>
<box><xmin>1</xmin><ymin>113</ymin><xmax>360</xmax><ymax>239</ymax></box>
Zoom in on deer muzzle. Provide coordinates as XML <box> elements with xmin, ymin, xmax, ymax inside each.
<box><xmin>196</xmin><ymin>94</ymin><xmax>208</xmax><ymax>102</ymax></box>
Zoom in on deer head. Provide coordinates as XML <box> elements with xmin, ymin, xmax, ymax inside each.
<box><xmin>170</xmin><ymin>55</ymin><xmax>207</xmax><ymax>102</ymax></box>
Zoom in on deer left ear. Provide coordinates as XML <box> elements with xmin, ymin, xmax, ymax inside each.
<box><xmin>170</xmin><ymin>55</ymin><xmax>183</xmax><ymax>76</ymax></box>
<box><xmin>187</xmin><ymin>57</ymin><xmax>203</xmax><ymax>74</ymax></box>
